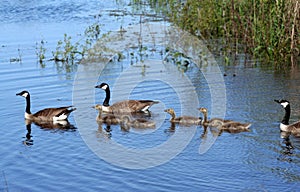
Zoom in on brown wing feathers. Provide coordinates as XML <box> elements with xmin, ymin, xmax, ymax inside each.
<box><xmin>33</xmin><ymin>106</ymin><xmax>76</xmax><ymax>118</ymax></box>
<box><xmin>110</xmin><ymin>100</ymin><xmax>158</xmax><ymax>113</ymax></box>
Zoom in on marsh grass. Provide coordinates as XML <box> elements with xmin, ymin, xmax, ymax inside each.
<box><xmin>135</xmin><ymin>0</ymin><xmax>299</xmax><ymax>69</ymax></box>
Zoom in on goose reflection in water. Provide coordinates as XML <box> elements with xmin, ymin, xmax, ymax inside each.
<box><xmin>23</xmin><ymin>120</ymin><xmax>33</xmax><ymax>146</ymax></box>
<box><xmin>278</xmin><ymin>131</ymin><xmax>295</xmax><ymax>162</ymax></box>
<box><xmin>23</xmin><ymin>120</ymin><xmax>76</xmax><ymax>146</ymax></box>
<box><xmin>96</xmin><ymin>123</ymin><xmax>112</xmax><ymax>140</ymax></box>
<box><xmin>164</xmin><ymin>122</ymin><xmax>176</xmax><ymax>135</ymax></box>
<box><xmin>33</xmin><ymin>120</ymin><xmax>76</xmax><ymax>131</ymax></box>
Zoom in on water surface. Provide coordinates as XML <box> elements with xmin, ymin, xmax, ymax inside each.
<box><xmin>0</xmin><ymin>1</ymin><xmax>300</xmax><ymax>191</ymax></box>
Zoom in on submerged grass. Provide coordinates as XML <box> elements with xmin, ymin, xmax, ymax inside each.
<box><xmin>134</xmin><ymin>0</ymin><xmax>299</xmax><ymax>69</ymax></box>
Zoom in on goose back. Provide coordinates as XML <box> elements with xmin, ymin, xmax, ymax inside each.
<box><xmin>33</xmin><ymin>106</ymin><xmax>75</xmax><ymax>121</ymax></box>
<box><xmin>103</xmin><ymin>100</ymin><xmax>159</xmax><ymax>113</ymax></box>
<box><xmin>95</xmin><ymin>83</ymin><xmax>159</xmax><ymax>113</ymax></box>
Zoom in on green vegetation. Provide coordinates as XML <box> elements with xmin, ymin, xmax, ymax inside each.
<box><xmin>36</xmin><ymin>40</ymin><xmax>46</xmax><ymax>66</ymax></box>
<box><xmin>134</xmin><ymin>0</ymin><xmax>299</xmax><ymax>69</ymax></box>
<box><xmin>36</xmin><ymin>21</ymin><xmax>101</xmax><ymax>66</ymax></box>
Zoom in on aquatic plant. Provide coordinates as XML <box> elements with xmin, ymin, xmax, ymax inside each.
<box><xmin>52</xmin><ymin>34</ymin><xmax>80</xmax><ymax>64</ymax></box>
<box><xmin>35</xmin><ymin>20</ymin><xmax>102</xmax><ymax>65</ymax></box>
<box><xmin>36</xmin><ymin>39</ymin><xmax>46</xmax><ymax>66</ymax></box>
<box><xmin>133</xmin><ymin>0</ymin><xmax>300</xmax><ymax>69</ymax></box>
<box><xmin>10</xmin><ymin>48</ymin><xmax>22</xmax><ymax>63</ymax></box>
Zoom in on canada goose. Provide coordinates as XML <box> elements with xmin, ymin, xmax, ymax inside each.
<box><xmin>164</xmin><ymin>108</ymin><xmax>202</xmax><ymax>125</ymax></box>
<box><xmin>16</xmin><ymin>90</ymin><xmax>76</xmax><ymax>122</ymax></box>
<box><xmin>121</xmin><ymin>115</ymin><xmax>156</xmax><ymax>129</ymax></box>
<box><xmin>92</xmin><ymin>104</ymin><xmax>122</xmax><ymax>125</ymax></box>
<box><xmin>198</xmin><ymin>107</ymin><xmax>233</xmax><ymax>126</ymax></box>
<box><xmin>209</xmin><ymin>119</ymin><xmax>251</xmax><ymax>132</ymax></box>
<box><xmin>95</xmin><ymin>83</ymin><xmax>159</xmax><ymax>113</ymax></box>
<box><xmin>274</xmin><ymin>99</ymin><xmax>300</xmax><ymax>134</ymax></box>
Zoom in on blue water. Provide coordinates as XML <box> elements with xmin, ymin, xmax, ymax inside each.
<box><xmin>1</xmin><ymin>0</ymin><xmax>300</xmax><ymax>191</ymax></box>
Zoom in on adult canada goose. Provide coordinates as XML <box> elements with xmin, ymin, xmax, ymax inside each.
<box><xmin>16</xmin><ymin>90</ymin><xmax>76</xmax><ymax>122</ymax></box>
<box><xmin>274</xmin><ymin>99</ymin><xmax>300</xmax><ymax>133</ymax></box>
<box><xmin>198</xmin><ymin>107</ymin><xmax>233</xmax><ymax>126</ymax></box>
<box><xmin>121</xmin><ymin>115</ymin><xmax>156</xmax><ymax>129</ymax></box>
<box><xmin>92</xmin><ymin>104</ymin><xmax>122</xmax><ymax>125</ymax></box>
<box><xmin>164</xmin><ymin>108</ymin><xmax>202</xmax><ymax>125</ymax></box>
<box><xmin>209</xmin><ymin>119</ymin><xmax>251</xmax><ymax>132</ymax></box>
<box><xmin>95</xmin><ymin>83</ymin><xmax>159</xmax><ymax>113</ymax></box>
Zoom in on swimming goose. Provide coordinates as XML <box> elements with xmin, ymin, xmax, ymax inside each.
<box><xmin>209</xmin><ymin>119</ymin><xmax>251</xmax><ymax>132</ymax></box>
<box><xmin>16</xmin><ymin>90</ymin><xmax>76</xmax><ymax>122</ymax></box>
<box><xmin>274</xmin><ymin>99</ymin><xmax>300</xmax><ymax>134</ymax></box>
<box><xmin>198</xmin><ymin>107</ymin><xmax>232</xmax><ymax>126</ymax></box>
<box><xmin>121</xmin><ymin>115</ymin><xmax>156</xmax><ymax>129</ymax></box>
<box><xmin>164</xmin><ymin>108</ymin><xmax>202</xmax><ymax>125</ymax></box>
<box><xmin>92</xmin><ymin>104</ymin><xmax>122</xmax><ymax>125</ymax></box>
<box><xmin>95</xmin><ymin>83</ymin><xmax>159</xmax><ymax>113</ymax></box>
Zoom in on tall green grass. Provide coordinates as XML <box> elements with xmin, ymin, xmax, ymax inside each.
<box><xmin>135</xmin><ymin>0</ymin><xmax>299</xmax><ymax>69</ymax></box>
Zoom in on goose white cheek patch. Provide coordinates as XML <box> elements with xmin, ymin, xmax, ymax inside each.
<box><xmin>101</xmin><ymin>85</ymin><xmax>108</xmax><ymax>90</ymax></box>
<box><xmin>280</xmin><ymin>102</ymin><xmax>289</xmax><ymax>108</ymax></box>
<box><xmin>22</xmin><ymin>92</ymin><xmax>29</xmax><ymax>97</ymax></box>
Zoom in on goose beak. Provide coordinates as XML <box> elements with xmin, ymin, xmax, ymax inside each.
<box><xmin>16</xmin><ymin>92</ymin><xmax>22</xmax><ymax>96</ymax></box>
<box><xmin>274</xmin><ymin>99</ymin><xmax>280</xmax><ymax>103</ymax></box>
<box><xmin>95</xmin><ymin>85</ymin><xmax>101</xmax><ymax>88</ymax></box>
<box><xmin>164</xmin><ymin>109</ymin><xmax>168</xmax><ymax>112</ymax></box>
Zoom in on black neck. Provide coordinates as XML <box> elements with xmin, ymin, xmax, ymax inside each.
<box><xmin>103</xmin><ymin>87</ymin><xmax>110</xmax><ymax>107</ymax></box>
<box><xmin>25</xmin><ymin>95</ymin><xmax>32</xmax><ymax>114</ymax></box>
<box><xmin>282</xmin><ymin>105</ymin><xmax>290</xmax><ymax>125</ymax></box>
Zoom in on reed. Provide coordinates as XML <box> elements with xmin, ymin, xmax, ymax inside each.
<box><xmin>136</xmin><ymin>0</ymin><xmax>299</xmax><ymax>69</ymax></box>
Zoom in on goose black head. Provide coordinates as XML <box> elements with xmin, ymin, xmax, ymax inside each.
<box><xmin>274</xmin><ymin>99</ymin><xmax>290</xmax><ymax>108</ymax></box>
<box><xmin>95</xmin><ymin>83</ymin><xmax>109</xmax><ymax>90</ymax></box>
<box><xmin>16</xmin><ymin>90</ymin><xmax>29</xmax><ymax>98</ymax></box>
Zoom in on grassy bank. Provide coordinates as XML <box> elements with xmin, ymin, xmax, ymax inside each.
<box><xmin>135</xmin><ymin>0</ymin><xmax>299</xmax><ymax>69</ymax></box>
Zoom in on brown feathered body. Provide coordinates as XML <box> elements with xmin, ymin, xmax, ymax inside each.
<box><xmin>199</xmin><ymin>107</ymin><xmax>251</xmax><ymax>131</ymax></box>
<box><xmin>210</xmin><ymin>119</ymin><xmax>251</xmax><ymax>132</ymax></box>
<box><xmin>93</xmin><ymin>104</ymin><xmax>122</xmax><ymax>125</ymax></box>
<box><xmin>164</xmin><ymin>108</ymin><xmax>202</xmax><ymax>125</ymax></box>
<box><xmin>199</xmin><ymin>107</ymin><xmax>233</xmax><ymax>126</ymax></box>
<box><xmin>102</xmin><ymin>100</ymin><xmax>159</xmax><ymax>113</ymax></box>
<box><xmin>30</xmin><ymin>106</ymin><xmax>75</xmax><ymax>121</ymax></box>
